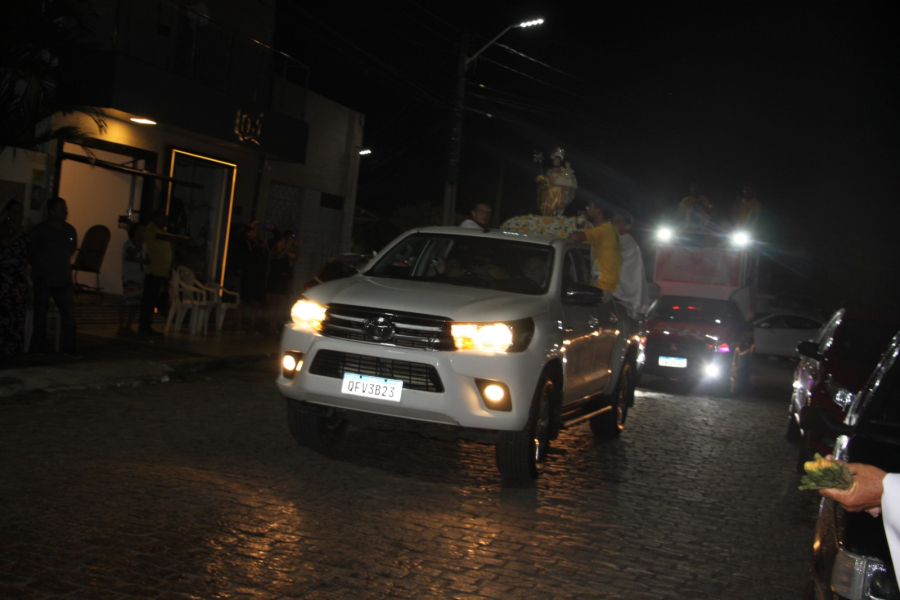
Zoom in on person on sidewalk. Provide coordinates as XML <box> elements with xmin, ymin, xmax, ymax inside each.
<box><xmin>120</xmin><ymin>223</ymin><xmax>150</xmax><ymax>333</ymax></box>
<box><xmin>139</xmin><ymin>209</ymin><xmax>185</xmax><ymax>336</ymax></box>
<box><xmin>28</xmin><ymin>196</ymin><xmax>78</xmax><ymax>356</ymax></box>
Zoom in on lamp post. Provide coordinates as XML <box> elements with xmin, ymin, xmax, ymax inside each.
<box><xmin>441</xmin><ymin>19</ymin><xmax>544</xmax><ymax>226</ymax></box>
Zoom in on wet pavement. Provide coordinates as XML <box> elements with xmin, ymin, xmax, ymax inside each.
<box><xmin>0</xmin><ymin>355</ymin><xmax>821</xmax><ymax>599</ymax></box>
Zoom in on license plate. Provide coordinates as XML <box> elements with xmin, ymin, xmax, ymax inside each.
<box><xmin>341</xmin><ymin>373</ymin><xmax>403</xmax><ymax>401</ymax></box>
<box><xmin>659</xmin><ymin>356</ymin><xmax>687</xmax><ymax>368</ymax></box>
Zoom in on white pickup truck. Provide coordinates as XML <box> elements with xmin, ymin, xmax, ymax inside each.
<box><xmin>277</xmin><ymin>226</ymin><xmax>643</xmax><ymax>480</ymax></box>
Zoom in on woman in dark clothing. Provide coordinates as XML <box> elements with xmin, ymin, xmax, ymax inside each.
<box><xmin>233</xmin><ymin>222</ymin><xmax>269</xmax><ymax>331</ymax></box>
<box><xmin>266</xmin><ymin>230</ymin><xmax>297</xmax><ymax>333</ymax></box>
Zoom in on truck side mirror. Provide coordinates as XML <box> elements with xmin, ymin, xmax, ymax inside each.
<box><xmin>563</xmin><ymin>281</ymin><xmax>604</xmax><ymax>306</ymax></box>
<box><xmin>797</xmin><ymin>340</ymin><xmax>823</xmax><ymax>361</ymax></box>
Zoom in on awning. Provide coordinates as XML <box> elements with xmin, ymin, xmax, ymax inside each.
<box><xmin>60</xmin><ymin>153</ymin><xmax>204</xmax><ymax>189</ymax></box>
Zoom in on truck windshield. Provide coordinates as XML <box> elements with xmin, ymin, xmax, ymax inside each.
<box><xmin>367</xmin><ymin>234</ymin><xmax>553</xmax><ymax>295</ymax></box>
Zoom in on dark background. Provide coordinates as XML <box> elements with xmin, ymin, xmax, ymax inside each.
<box><xmin>274</xmin><ymin>1</ymin><xmax>899</xmax><ymax>312</ymax></box>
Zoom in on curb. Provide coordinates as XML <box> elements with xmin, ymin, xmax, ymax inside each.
<box><xmin>0</xmin><ymin>352</ymin><xmax>276</xmax><ymax>398</ymax></box>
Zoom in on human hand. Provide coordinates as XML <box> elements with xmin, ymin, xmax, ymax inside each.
<box><xmin>818</xmin><ymin>457</ymin><xmax>887</xmax><ymax>516</ymax></box>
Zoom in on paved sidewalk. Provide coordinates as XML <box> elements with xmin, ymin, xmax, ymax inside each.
<box><xmin>0</xmin><ymin>323</ymin><xmax>281</xmax><ymax>397</ymax></box>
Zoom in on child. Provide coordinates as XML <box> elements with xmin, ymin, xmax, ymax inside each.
<box><xmin>119</xmin><ymin>223</ymin><xmax>150</xmax><ymax>332</ymax></box>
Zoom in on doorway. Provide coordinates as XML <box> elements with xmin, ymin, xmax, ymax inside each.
<box><xmin>166</xmin><ymin>150</ymin><xmax>236</xmax><ymax>285</ymax></box>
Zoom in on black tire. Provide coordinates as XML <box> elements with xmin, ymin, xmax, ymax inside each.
<box><xmin>286</xmin><ymin>399</ymin><xmax>348</xmax><ymax>453</ymax></box>
<box><xmin>591</xmin><ymin>362</ymin><xmax>633</xmax><ymax>437</ymax></box>
<box><xmin>495</xmin><ymin>375</ymin><xmax>553</xmax><ymax>481</ymax></box>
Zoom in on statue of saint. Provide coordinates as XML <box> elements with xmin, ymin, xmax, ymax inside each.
<box><xmin>536</xmin><ymin>155</ymin><xmax>577</xmax><ymax>216</ymax></box>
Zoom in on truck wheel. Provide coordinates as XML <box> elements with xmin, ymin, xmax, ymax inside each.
<box><xmin>591</xmin><ymin>362</ymin><xmax>633</xmax><ymax>437</ymax></box>
<box><xmin>496</xmin><ymin>375</ymin><xmax>553</xmax><ymax>481</ymax></box>
<box><xmin>286</xmin><ymin>399</ymin><xmax>347</xmax><ymax>453</ymax></box>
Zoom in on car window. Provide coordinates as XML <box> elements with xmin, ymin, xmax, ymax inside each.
<box><xmin>833</xmin><ymin>319</ymin><xmax>900</xmax><ymax>365</ymax></box>
<box><xmin>562</xmin><ymin>249</ymin><xmax>591</xmax><ymax>286</ymax></box>
<box><xmin>783</xmin><ymin>315</ymin><xmax>821</xmax><ymax>329</ymax></box>
<box><xmin>367</xmin><ymin>233</ymin><xmax>553</xmax><ymax>295</ymax></box>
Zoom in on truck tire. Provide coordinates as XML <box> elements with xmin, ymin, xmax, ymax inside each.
<box><xmin>495</xmin><ymin>375</ymin><xmax>553</xmax><ymax>481</ymax></box>
<box><xmin>286</xmin><ymin>399</ymin><xmax>347</xmax><ymax>453</ymax></box>
<box><xmin>591</xmin><ymin>362</ymin><xmax>633</xmax><ymax>437</ymax></box>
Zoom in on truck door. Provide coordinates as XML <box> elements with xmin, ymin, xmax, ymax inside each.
<box><xmin>577</xmin><ymin>247</ymin><xmax>617</xmax><ymax>392</ymax></box>
<box><xmin>560</xmin><ymin>248</ymin><xmax>605</xmax><ymax>403</ymax></box>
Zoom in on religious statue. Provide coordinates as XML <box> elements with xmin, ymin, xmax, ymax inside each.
<box><xmin>535</xmin><ymin>148</ymin><xmax>577</xmax><ymax>216</ymax></box>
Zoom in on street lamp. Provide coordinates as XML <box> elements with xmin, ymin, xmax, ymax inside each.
<box><xmin>441</xmin><ymin>18</ymin><xmax>544</xmax><ymax>226</ymax></box>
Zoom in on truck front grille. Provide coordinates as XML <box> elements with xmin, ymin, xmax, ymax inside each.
<box><xmin>309</xmin><ymin>350</ymin><xmax>444</xmax><ymax>393</ymax></box>
<box><xmin>321</xmin><ymin>304</ymin><xmax>454</xmax><ymax>351</ymax></box>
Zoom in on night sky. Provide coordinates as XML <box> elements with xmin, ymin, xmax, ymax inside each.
<box><xmin>275</xmin><ymin>1</ymin><xmax>899</xmax><ymax>311</ymax></box>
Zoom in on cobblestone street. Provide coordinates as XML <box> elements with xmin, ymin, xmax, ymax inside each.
<box><xmin>0</xmin><ymin>358</ymin><xmax>819</xmax><ymax>599</ymax></box>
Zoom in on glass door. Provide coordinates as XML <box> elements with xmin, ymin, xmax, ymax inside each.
<box><xmin>166</xmin><ymin>150</ymin><xmax>237</xmax><ymax>285</ymax></box>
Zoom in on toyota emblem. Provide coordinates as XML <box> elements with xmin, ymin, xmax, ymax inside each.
<box><xmin>365</xmin><ymin>316</ymin><xmax>395</xmax><ymax>342</ymax></box>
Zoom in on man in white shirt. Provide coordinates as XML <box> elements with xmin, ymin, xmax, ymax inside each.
<box><xmin>610</xmin><ymin>212</ymin><xmax>649</xmax><ymax>317</ymax></box>
<box><xmin>460</xmin><ymin>203</ymin><xmax>491</xmax><ymax>229</ymax></box>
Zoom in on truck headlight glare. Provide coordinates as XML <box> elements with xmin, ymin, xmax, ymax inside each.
<box><xmin>290</xmin><ymin>299</ymin><xmax>327</xmax><ymax>331</ymax></box>
<box><xmin>452</xmin><ymin>323</ymin><xmax>514</xmax><ymax>351</ymax></box>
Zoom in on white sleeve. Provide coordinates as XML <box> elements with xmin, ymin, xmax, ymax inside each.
<box><xmin>882</xmin><ymin>473</ymin><xmax>900</xmax><ymax>575</ymax></box>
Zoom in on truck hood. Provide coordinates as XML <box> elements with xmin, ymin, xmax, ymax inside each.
<box><xmin>306</xmin><ymin>276</ymin><xmax>550</xmax><ymax>322</ymax></box>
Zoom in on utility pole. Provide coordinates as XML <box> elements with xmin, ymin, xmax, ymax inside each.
<box><xmin>442</xmin><ymin>33</ymin><xmax>468</xmax><ymax>226</ymax></box>
<box><xmin>440</xmin><ymin>19</ymin><xmax>543</xmax><ymax>226</ymax></box>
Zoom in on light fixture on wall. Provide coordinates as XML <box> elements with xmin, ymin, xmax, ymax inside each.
<box><xmin>359</xmin><ymin>148</ymin><xmax>371</xmax><ymax>156</ymax></box>
<box><xmin>129</xmin><ymin>117</ymin><xmax>157</xmax><ymax>125</ymax></box>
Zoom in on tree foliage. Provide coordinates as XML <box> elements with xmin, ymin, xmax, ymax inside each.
<box><xmin>0</xmin><ymin>0</ymin><xmax>106</xmax><ymax>152</ymax></box>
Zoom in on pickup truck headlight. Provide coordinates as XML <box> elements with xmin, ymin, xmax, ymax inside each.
<box><xmin>290</xmin><ymin>299</ymin><xmax>327</xmax><ymax>331</ymax></box>
<box><xmin>452</xmin><ymin>323</ymin><xmax>513</xmax><ymax>351</ymax></box>
<box><xmin>450</xmin><ymin>319</ymin><xmax>534</xmax><ymax>352</ymax></box>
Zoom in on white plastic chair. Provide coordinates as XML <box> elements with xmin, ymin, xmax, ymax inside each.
<box><xmin>205</xmin><ymin>282</ymin><xmax>240</xmax><ymax>332</ymax></box>
<box><xmin>165</xmin><ymin>267</ymin><xmax>215</xmax><ymax>334</ymax></box>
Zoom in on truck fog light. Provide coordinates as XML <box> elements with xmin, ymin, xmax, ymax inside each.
<box><xmin>704</xmin><ymin>363</ymin><xmax>721</xmax><ymax>378</ymax></box>
<box><xmin>476</xmin><ymin>379</ymin><xmax>511</xmax><ymax>412</ymax></box>
<box><xmin>282</xmin><ymin>351</ymin><xmax>305</xmax><ymax>379</ymax></box>
<box><xmin>484</xmin><ymin>384</ymin><xmax>505</xmax><ymax>402</ymax></box>
<box><xmin>831</xmin><ymin>549</ymin><xmax>898</xmax><ymax>599</ymax></box>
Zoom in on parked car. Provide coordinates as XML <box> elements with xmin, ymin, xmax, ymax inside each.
<box><xmin>641</xmin><ymin>295</ymin><xmax>755</xmax><ymax>396</ymax></box>
<box><xmin>787</xmin><ymin>308</ymin><xmax>900</xmax><ymax>471</ymax></box>
<box><xmin>753</xmin><ymin>312</ymin><xmax>823</xmax><ymax>358</ymax></box>
<box><xmin>278</xmin><ymin>226</ymin><xmax>643</xmax><ymax>480</ymax></box>
<box><xmin>800</xmin><ymin>331</ymin><xmax>900</xmax><ymax>600</ymax></box>
<box><xmin>301</xmin><ymin>253</ymin><xmax>374</xmax><ymax>291</ymax></box>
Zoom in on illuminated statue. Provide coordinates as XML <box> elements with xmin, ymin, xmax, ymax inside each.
<box><xmin>535</xmin><ymin>149</ymin><xmax>577</xmax><ymax>216</ymax></box>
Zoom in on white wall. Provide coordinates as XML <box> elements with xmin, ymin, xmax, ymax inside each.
<box><xmin>58</xmin><ymin>144</ymin><xmax>142</xmax><ymax>295</ymax></box>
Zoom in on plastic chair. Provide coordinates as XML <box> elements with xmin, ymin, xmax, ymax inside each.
<box><xmin>72</xmin><ymin>225</ymin><xmax>111</xmax><ymax>297</ymax></box>
<box><xmin>205</xmin><ymin>282</ymin><xmax>240</xmax><ymax>332</ymax></box>
<box><xmin>165</xmin><ymin>267</ymin><xmax>214</xmax><ymax>334</ymax></box>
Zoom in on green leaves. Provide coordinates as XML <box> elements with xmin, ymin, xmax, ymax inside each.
<box><xmin>799</xmin><ymin>453</ymin><xmax>856</xmax><ymax>491</ymax></box>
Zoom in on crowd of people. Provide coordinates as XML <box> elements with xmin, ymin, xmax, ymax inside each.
<box><xmin>0</xmin><ymin>197</ymin><xmax>299</xmax><ymax>360</ymax></box>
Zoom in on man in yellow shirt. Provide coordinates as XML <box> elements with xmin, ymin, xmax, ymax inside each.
<box><xmin>139</xmin><ymin>209</ymin><xmax>181</xmax><ymax>335</ymax></box>
<box><xmin>568</xmin><ymin>201</ymin><xmax>622</xmax><ymax>295</ymax></box>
